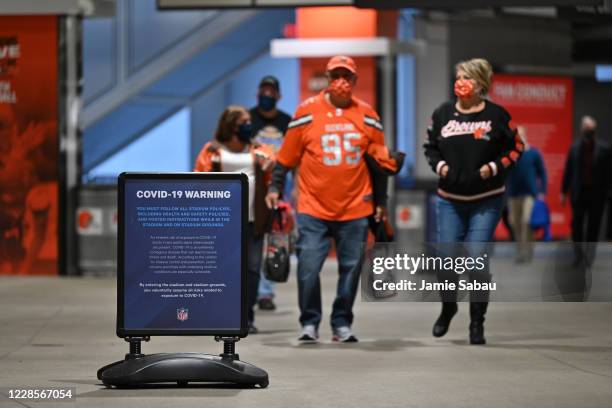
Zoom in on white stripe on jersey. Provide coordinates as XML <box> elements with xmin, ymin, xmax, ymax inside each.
<box><xmin>288</xmin><ymin>114</ymin><xmax>313</xmax><ymax>129</ymax></box>
<box><xmin>364</xmin><ymin>116</ymin><xmax>383</xmax><ymax>131</ymax></box>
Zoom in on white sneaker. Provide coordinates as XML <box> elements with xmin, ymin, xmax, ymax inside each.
<box><xmin>332</xmin><ymin>326</ymin><xmax>358</xmax><ymax>343</ymax></box>
<box><xmin>298</xmin><ymin>325</ymin><xmax>319</xmax><ymax>343</ymax></box>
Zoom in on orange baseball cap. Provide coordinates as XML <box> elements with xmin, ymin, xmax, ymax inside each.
<box><xmin>326</xmin><ymin>55</ymin><xmax>357</xmax><ymax>74</ymax></box>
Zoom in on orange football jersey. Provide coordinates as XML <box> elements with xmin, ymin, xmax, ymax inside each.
<box><xmin>278</xmin><ymin>92</ymin><xmax>389</xmax><ymax>221</ymax></box>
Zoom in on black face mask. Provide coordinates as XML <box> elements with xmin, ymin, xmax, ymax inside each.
<box><xmin>583</xmin><ymin>129</ymin><xmax>595</xmax><ymax>139</ymax></box>
<box><xmin>258</xmin><ymin>95</ymin><xmax>277</xmax><ymax>112</ymax></box>
<box><xmin>237</xmin><ymin>122</ymin><xmax>253</xmax><ymax>143</ymax></box>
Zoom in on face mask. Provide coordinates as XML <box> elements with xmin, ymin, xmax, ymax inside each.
<box><xmin>328</xmin><ymin>78</ymin><xmax>353</xmax><ymax>101</ymax></box>
<box><xmin>454</xmin><ymin>79</ymin><xmax>475</xmax><ymax>99</ymax></box>
<box><xmin>258</xmin><ymin>95</ymin><xmax>277</xmax><ymax>112</ymax></box>
<box><xmin>237</xmin><ymin>122</ymin><xmax>253</xmax><ymax>143</ymax></box>
<box><xmin>583</xmin><ymin>129</ymin><xmax>595</xmax><ymax>139</ymax></box>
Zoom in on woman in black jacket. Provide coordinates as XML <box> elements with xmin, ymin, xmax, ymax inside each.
<box><xmin>423</xmin><ymin>58</ymin><xmax>524</xmax><ymax>344</ymax></box>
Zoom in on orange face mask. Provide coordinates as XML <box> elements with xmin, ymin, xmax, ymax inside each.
<box><xmin>328</xmin><ymin>78</ymin><xmax>353</xmax><ymax>101</ymax></box>
<box><xmin>454</xmin><ymin>79</ymin><xmax>475</xmax><ymax>99</ymax></box>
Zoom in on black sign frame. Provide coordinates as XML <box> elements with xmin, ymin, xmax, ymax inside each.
<box><xmin>116</xmin><ymin>172</ymin><xmax>248</xmax><ymax>338</ymax></box>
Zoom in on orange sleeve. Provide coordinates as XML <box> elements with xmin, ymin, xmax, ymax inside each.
<box><xmin>253</xmin><ymin>143</ymin><xmax>277</xmax><ymax>185</ymax></box>
<box><xmin>193</xmin><ymin>142</ymin><xmax>216</xmax><ymax>172</ymax></box>
<box><xmin>277</xmin><ymin>105</ymin><xmax>310</xmax><ymax>168</ymax></box>
<box><xmin>363</xmin><ymin>108</ymin><xmax>398</xmax><ymax>173</ymax></box>
<box><xmin>367</xmin><ymin>144</ymin><xmax>398</xmax><ymax>173</ymax></box>
<box><xmin>254</xmin><ymin>143</ymin><xmax>276</xmax><ymax>164</ymax></box>
<box><xmin>365</xmin><ymin>109</ymin><xmax>385</xmax><ymax>145</ymax></box>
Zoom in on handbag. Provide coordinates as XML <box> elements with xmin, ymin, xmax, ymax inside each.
<box><xmin>263</xmin><ymin>205</ymin><xmax>292</xmax><ymax>283</ymax></box>
<box><xmin>366</xmin><ymin>217</ymin><xmax>398</xmax><ymax>299</ymax></box>
<box><xmin>529</xmin><ymin>198</ymin><xmax>551</xmax><ymax>241</ymax></box>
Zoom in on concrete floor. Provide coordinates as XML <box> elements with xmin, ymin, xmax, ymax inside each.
<box><xmin>1</xmin><ymin>261</ymin><xmax>612</xmax><ymax>408</ymax></box>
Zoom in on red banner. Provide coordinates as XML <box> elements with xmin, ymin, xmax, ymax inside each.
<box><xmin>0</xmin><ymin>16</ymin><xmax>59</xmax><ymax>275</ymax></box>
<box><xmin>490</xmin><ymin>75</ymin><xmax>574</xmax><ymax>239</ymax></box>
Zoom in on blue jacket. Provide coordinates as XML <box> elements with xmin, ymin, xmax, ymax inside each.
<box><xmin>507</xmin><ymin>147</ymin><xmax>547</xmax><ymax>197</ymax></box>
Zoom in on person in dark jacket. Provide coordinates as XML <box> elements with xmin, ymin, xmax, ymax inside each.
<box><xmin>423</xmin><ymin>58</ymin><xmax>524</xmax><ymax>345</ymax></box>
<box><xmin>508</xmin><ymin>126</ymin><xmax>547</xmax><ymax>263</ymax></box>
<box><xmin>561</xmin><ymin>115</ymin><xmax>611</xmax><ymax>267</ymax></box>
<box><xmin>249</xmin><ymin>76</ymin><xmax>292</xmax><ymax>311</ymax></box>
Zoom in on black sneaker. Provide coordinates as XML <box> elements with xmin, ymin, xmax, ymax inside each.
<box><xmin>258</xmin><ymin>298</ymin><xmax>276</xmax><ymax>311</ymax></box>
<box><xmin>248</xmin><ymin>323</ymin><xmax>258</xmax><ymax>335</ymax></box>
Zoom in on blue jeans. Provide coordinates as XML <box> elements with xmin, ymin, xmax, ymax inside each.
<box><xmin>258</xmin><ymin>273</ymin><xmax>275</xmax><ymax>300</ymax></box>
<box><xmin>437</xmin><ymin>195</ymin><xmax>504</xmax><ymax>243</ymax></box>
<box><xmin>436</xmin><ymin>195</ymin><xmax>504</xmax><ymax>303</ymax></box>
<box><xmin>296</xmin><ymin>213</ymin><xmax>368</xmax><ymax>329</ymax></box>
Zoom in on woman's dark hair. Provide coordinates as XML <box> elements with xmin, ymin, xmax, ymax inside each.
<box><xmin>214</xmin><ymin>105</ymin><xmax>247</xmax><ymax>143</ymax></box>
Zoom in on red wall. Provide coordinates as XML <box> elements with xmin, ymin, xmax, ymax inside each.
<box><xmin>0</xmin><ymin>16</ymin><xmax>59</xmax><ymax>275</ymax></box>
<box><xmin>490</xmin><ymin>75</ymin><xmax>574</xmax><ymax>239</ymax></box>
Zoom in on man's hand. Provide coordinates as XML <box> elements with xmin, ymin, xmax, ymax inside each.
<box><xmin>255</xmin><ymin>152</ymin><xmax>274</xmax><ymax>172</ymax></box>
<box><xmin>479</xmin><ymin>164</ymin><xmax>492</xmax><ymax>180</ymax></box>
<box><xmin>440</xmin><ymin>165</ymin><xmax>449</xmax><ymax>179</ymax></box>
<box><xmin>374</xmin><ymin>206</ymin><xmax>387</xmax><ymax>223</ymax></box>
<box><xmin>265</xmin><ymin>191</ymin><xmax>280</xmax><ymax>210</ymax></box>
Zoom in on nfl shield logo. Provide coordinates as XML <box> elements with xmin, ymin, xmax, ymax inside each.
<box><xmin>177</xmin><ymin>308</ymin><xmax>189</xmax><ymax>322</ymax></box>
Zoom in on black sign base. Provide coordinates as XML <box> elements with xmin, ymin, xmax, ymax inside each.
<box><xmin>97</xmin><ymin>352</ymin><xmax>269</xmax><ymax>388</ymax></box>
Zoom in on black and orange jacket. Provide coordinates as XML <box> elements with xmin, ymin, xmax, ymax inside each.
<box><xmin>423</xmin><ymin>100</ymin><xmax>524</xmax><ymax>202</ymax></box>
<box><xmin>194</xmin><ymin>140</ymin><xmax>275</xmax><ymax>235</ymax></box>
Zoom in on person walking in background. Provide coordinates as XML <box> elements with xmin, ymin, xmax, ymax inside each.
<box><xmin>265</xmin><ymin>56</ymin><xmax>401</xmax><ymax>343</ymax></box>
<box><xmin>424</xmin><ymin>58</ymin><xmax>523</xmax><ymax>345</ymax></box>
<box><xmin>249</xmin><ymin>76</ymin><xmax>292</xmax><ymax>312</ymax></box>
<box><xmin>561</xmin><ymin>115</ymin><xmax>611</xmax><ymax>268</ymax></box>
<box><xmin>250</xmin><ymin>76</ymin><xmax>291</xmax><ymax>151</ymax></box>
<box><xmin>194</xmin><ymin>105</ymin><xmax>275</xmax><ymax>334</ymax></box>
<box><xmin>507</xmin><ymin>126</ymin><xmax>547</xmax><ymax>263</ymax></box>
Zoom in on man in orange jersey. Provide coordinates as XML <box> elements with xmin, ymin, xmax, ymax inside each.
<box><xmin>265</xmin><ymin>56</ymin><xmax>400</xmax><ymax>343</ymax></box>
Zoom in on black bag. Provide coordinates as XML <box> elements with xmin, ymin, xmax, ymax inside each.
<box><xmin>366</xmin><ymin>218</ymin><xmax>398</xmax><ymax>299</ymax></box>
<box><xmin>263</xmin><ymin>208</ymin><xmax>291</xmax><ymax>283</ymax></box>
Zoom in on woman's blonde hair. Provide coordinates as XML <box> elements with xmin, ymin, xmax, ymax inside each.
<box><xmin>214</xmin><ymin>105</ymin><xmax>248</xmax><ymax>143</ymax></box>
<box><xmin>455</xmin><ymin>58</ymin><xmax>493</xmax><ymax>95</ymax></box>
